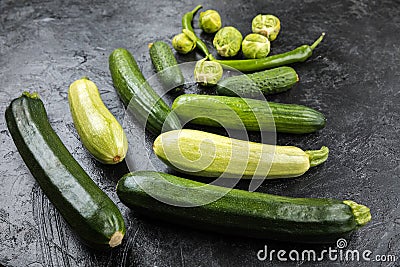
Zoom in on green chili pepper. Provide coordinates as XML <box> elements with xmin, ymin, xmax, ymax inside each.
<box><xmin>182</xmin><ymin>5</ymin><xmax>214</xmax><ymax>59</ymax></box>
<box><xmin>212</xmin><ymin>33</ymin><xmax>325</xmax><ymax>72</ymax></box>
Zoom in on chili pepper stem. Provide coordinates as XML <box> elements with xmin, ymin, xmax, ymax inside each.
<box><xmin>206</xmin><ymin>54</ymin><xmax>215</xmax><ymax>61</ymax></box>
<box><xmin>190</xmin><ymin>5</ymin><xmax>202</xmax><ymax>15</ymax></box>
<box><xmin>305</xmin><ymin>146</ymin><xmax>329</xmax><ymax>167</ymax></box>
<box><xmin>310</xmin><ymin>32</ymin><xmax>325</xmax><ymax>50</ymax></box>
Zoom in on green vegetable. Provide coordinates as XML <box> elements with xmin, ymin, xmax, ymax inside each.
<box><xmin>213</xmin><ymin>26</ymin><xmax>243</xmax><ymax>57</ymax></box>
<box><xmin>5</xmin><ymin>93</ymin><xmax>126</xmax><ymax>249</ymax></box>
<box><xmin>68</xmin><ymin>78</ymin><xmax>128</xmax><ymax>164</ymax></box>
<box><xmin>117</xmin><ymin>171</ymin><xmax>371</xmax><ymax>243</ymax></box>
<box><xmin>199</xmin><ymin>10</ymin><xmax>222</xmax><ymax>33</ymax></box>
<box><xmin>216</xmin><ymin>66</ymin><xmax>298</xmax><ymax>97</ymax></box>
<box><xmin>182</xmin><ymin>5</ymin><xmax>213</xmax><ymax>58</ymax></box>
<box><xmin>109</xmin><ymin>48</ymin><xmax>181</xmax><ymax>134</ymax></box>
<box><xmin>212</xmin><ymin>33</ymin><xmax>325</xmax><ymax>72</ymax></box>
<box><xmin>172</xmin><ymin>94</ymin><xmax>326</xmax><ymax>134</ymax></box>
<box><xmin>153</xmin><ymin>129</ymin><xmax>329</xmax><ymax>178</ymax></box>
<box><xmin>242</xmin><ymin>33</ymin><xmax>270</xmax><ymax>59</ymax></box>
<box><xmin>252</xmin><ymin>14</ymin><xmax>281</xmax><ymax>41</ymax></box>
<box><xmin>172</xmin><ymin>29</ymin><xmax>197</xmax><ymax>54</ymax></box>
<box><xmin>194</xmin><ymin>58</ymin><xmax>223</xmax><ymax>86</ymax></box>
<box><xmin>149</xmin><ymin>41</ymin><xmax>185</xmax><ymax>91</ymax></box>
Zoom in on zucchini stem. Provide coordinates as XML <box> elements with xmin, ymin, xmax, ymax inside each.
<box><xmin>343</xmin><ymin>200</ymin><xmax>371</xmax><ymax>226</ymax></box>
<box><xmin>310</xmin><ymin>32</ymin><xmax>325</xmax><ymax>50</ymax></box>
<box><xmin>109</xmin><ymin>231</ymin><xmax>124</xmax><ymax>247</ymax></box>
<box><xmin>305</xmin><ymin>146</ymin><xmax>329</xmax><ymax>167</ymax></box>
<box><xmin>22</xmin><ymin>91</ymin><xmax>40</xmax><ymax>99</ymax></box>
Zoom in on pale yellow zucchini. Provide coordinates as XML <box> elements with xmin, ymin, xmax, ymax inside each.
<box><xmin>68</xmin><ymin>78</ymin><xmax>128</xmax><ymax>164</ymax></box>
<box><xmin>153</xmin><ymin>129</ymin><xmax>328</xmax><ymax>178</ymax></box>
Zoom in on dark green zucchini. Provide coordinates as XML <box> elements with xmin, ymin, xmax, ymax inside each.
<box><xmin>149</xmin><ymin>41</ymin><xmax>185</xmax><ymax>91</ymax></box>
<box><xmin>216</xmin><ymin>66</ymin><xmax>298</xmax><ymax>98</ymax></box>
<box><xmin>172</xmin><ymin>94</ymin><xmax>326</xmax><ymax>134</ymax></box>
<box><xmin>109</xmin><ymin>48</ymin><xmax>181</xmax><ymax>134</ymax></box>
<box><xmin>117</xmin><ymin>171</ymin><xmax>371</xmax><ymax>243</ymax></box>
<box><xmin>5</xmin><ymin>93</ymin><xmax>125</xmax><ymax>249</ymax></box>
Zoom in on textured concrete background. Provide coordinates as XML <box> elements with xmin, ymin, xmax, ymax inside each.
<box><xmin>1</xmin><ymin>0</ymin><xmax>400</xmax><ymax>266</ymax></box>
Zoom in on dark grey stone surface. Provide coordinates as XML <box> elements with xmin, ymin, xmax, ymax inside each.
<box><xmin>1</xmin><ymin>0</ymin><xmax>400</xmax><ymax>266</ymax></box>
